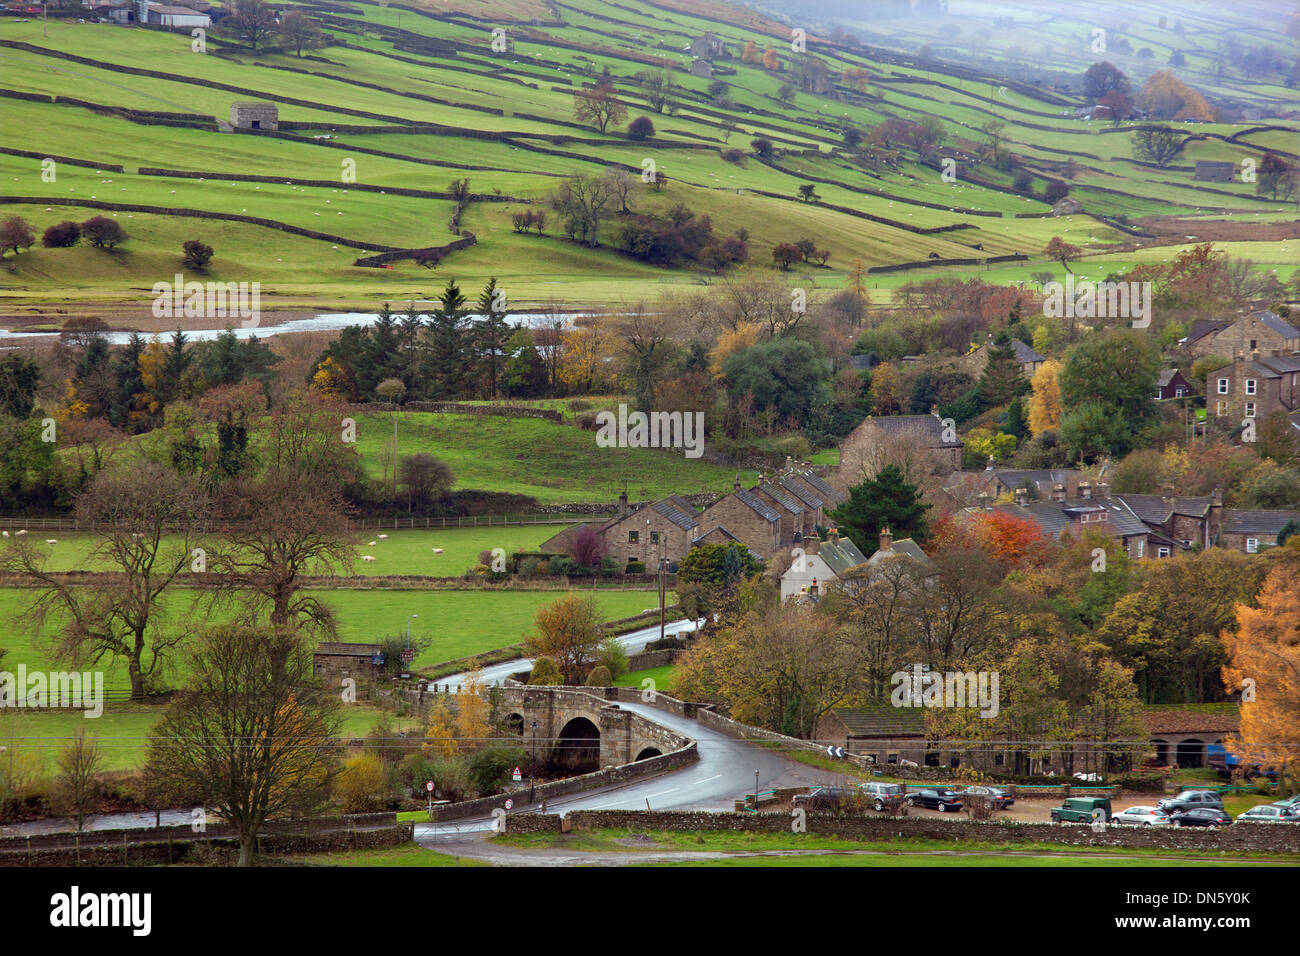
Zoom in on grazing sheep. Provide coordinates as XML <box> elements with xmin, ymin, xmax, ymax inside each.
<box><xmin>433</xmin><ymin>548</ymin><xmax>443</xmax><ymax>554</ymax></box>
<box><xmin>368</xmin><ymin>541</ymin><xmax>377</xmax><ymax>547</ymax></box>
<box><xmin>46</xmin><ymin>539</ymin><xmax>58</xmax><ymax>545</ymax></box>
<box><xmin>1</xmin><ymin>531</ymin><xmax>8</xmax><ymax>538</ymax></box>
<box><xmin>15</xmin><ymin>529</ymin><xmax>27</xmax><ymax>536</ymax></box>
<box><xmin>361</xmin><ymin>555</ymin><xmax>376</xmax><ymax>563</ymax></box>
<box><xmin>377</xmin><ymin>534</ymin><xmax>388</xmax><ymax>540</ymax></box>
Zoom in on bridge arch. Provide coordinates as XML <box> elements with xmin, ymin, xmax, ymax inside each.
<box><xmin>552</xmin><ymin>716</ymin><xmax>601</xmax><ymax>773</ymax></box>
<box><xmin>635</xmin><ymin>747</ymin><xmax>662</xmax><ymax>761</ymax></box>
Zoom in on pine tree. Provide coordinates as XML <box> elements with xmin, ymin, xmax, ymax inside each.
<box><xmin>159</xmin><ymin>329</ymin><xmax>190</xmax><ymax>406</ymax></box>
<box><xmin>829</xmin><ymin>464</ymin><xmax>930</xmax><ymax>555</ymax></box>
<box><xmin>978</xmin><ymin>333</ymin><xmax>1027</xmax><ymax>409</ymax></box>
<box><xmin>110</xmin><ymin>332</ymin><xmax>147</xmax><ymax>431</ymax></box>
<box><xmin>476</xmin><ymin>278</ymin><xmax>511</xmax><ymax>400</ymax></box>
<box><xmin>421</xmin><ymin>279</ymin><xmax>469</xmax><ymax>398</ymax></box>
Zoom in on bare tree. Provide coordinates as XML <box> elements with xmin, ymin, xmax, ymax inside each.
<box><xmin>573</xmin><ymin>80</ymin><xmax>627</xmax><ymax>133</ymax></box>
<box><xmin>210</xmin><ymin>389</ymin><xmax>360</xmax><ymax>635</ymax></box>
<box><xmin>2</xmin><ymin>460</ymin><xmax>208</xmax><ymax>700</ymax></box>
<box><xmin>143</xmin><ymin>625</ymin><xmax>340</xmax><ymax>867</ymax></box>
<box><xmin>549</xmin><ymin>174</ymin><xmax>615</xmax><ymax>247</ymax></box>
<box><xmin>223</xmin><ymin>0</ymin><xmax>277</xmax><ymax>51</ymax></box>
<box><xmin>400</xmin><ymin>453</ymin><xmax>453</xmax><ymax>512</ymax></box>
<box><xmin>56</xmin><ymin>729</ymin><xmax>103</xmax><ymax>832</ymax></box>
<box><xmin>603</xmin><ymin>166</ymin><xmax>637</xmax><ymax>214</ymax></box>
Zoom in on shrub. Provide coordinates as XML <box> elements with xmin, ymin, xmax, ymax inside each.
<box><xmin>1012</xmin><ymin>171</ymin><xmax>1035</xmax><ymax>194</ymax></box>
<box><xmin>1043</xmin><ymin>181</ymin><xmax>1070</xmax><ymax>204</ymax></box>
<box><xmin>628</xmin><ymin>115</ymin><xmax>656</xmax><ymax>140</ymax></box>
<box><xmin>585</xmin><ymin>664</ymin><xmax>613</xmax><ymax>686</ymax></box>
<box><xmin>182</xmin><ymin>239</ymin><xmax>214</xmax><ymax>270</ymax></box>
<box><xmin>336</xmin><ymin>753</ymin><xmax>389</xmax><ymax>812</ymax></box>
<box><xmin>598</xmin><ymin>555</ymin><xmax>622</xmax><ymax>576</ymax></box>
<box><xmin>568</xmin><ymin>399</ymin><xmax>593</xmax><ymax>412</ymax></box>
<box><xmin>42</xmin><ymin>220</ymin><xmax>81</xmax><ymax>248</ymax></box>
<box><xmin>596</xmin><ymin>635</ymin><xmax>628</xmax><ymax>679</ymax></box>
<box><xmin>398</xmin><ymin>752</ymin><xmax>437</xmax><ymax>797</ymax></box>
<box><xmin>1114</xmin><ymin>772</ymin><xmax>1166</xmax><ymax>793</ymax></box>
<box><xmin>721</xmin><ymin>148</ymin><xmax>745</xmax><ymax>164</ymax></box>
<box><xmin>519</xmin><ymin>557</ymin><xmax>541</xmax><ymax>576</ymax></box>
<box><xmin>528</xmin><ymin>656</ymin><xmax>562</xmax><ymax>684</ymax></box>
<box><xmin>575</xmin><ymin>410</ymin><xmax>601</xmax><ymax>430</ymax></box>
<box><xmin>751</xmin><ymin>136</ymin><xmax>774</xmax><ymax>158</ymax></box>
<box><xmin>364</xmin><ymin>715</ymin><xmax>403</xmax><ymax>766</ymax></box>
<box><xmin>625</xmin><ymin>561</ymin><xmax>646</xmax><ymax>574</ymax></box>
<box><xmin>428</xmin><ymin>756</ymin><xmax>473</xmax><ymax>801</ymax></box>
<box><xmin>468</xmin><ymin>745</ymin><xmax>528</xmax><ymax>795</ymax></box>
<box><xmin>548</xmin><ymin>555</ymin><xmax>586</xmax><ymax>577</ymax></box>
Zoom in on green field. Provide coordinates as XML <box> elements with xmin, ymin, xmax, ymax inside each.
<box><xmin>2</xmin><ymin>7</ymin><xmax>1290</xmax><ymax>311</ymax></box>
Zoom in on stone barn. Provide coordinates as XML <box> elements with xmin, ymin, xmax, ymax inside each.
<box><xmin>230</xmin><ymin>101</ymin><xmax>279</xmax><ymax>131</ymax></box>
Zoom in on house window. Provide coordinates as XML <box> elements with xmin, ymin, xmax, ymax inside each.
<box><xmin>628</xmin><ymin>530</ymin><xmax>638</xmax><ymax>543</ymax></box>
<box><xmin>650</xmin><ymin>531</ymin><xmax>660</xmax><ymax>544</ymax></box>
<box><xmin>1136</xmin><ymin>539</ymin><xmax>1145</xmax><ymax>557</ymax></box>
<box><xmin>994</xmin><ymin>752</ymin><xmax>1004</xmax><ymax>766</ymax></box>
<box><xmin>1175</xmin><ymin>386</ymin><xmax>1186</xmax><ymax>398</ymax></box>
<box><xmin>1249</xmin><ymin>339</ymin><xmax>1257</xmax><ymax>350</ymax></box>
<box><xmin>1216</xmin><ymin>400</ymin><xmax>1224</xmax><ymax>416</ymax></box>
<box><xmin>1245</xmin><ymin>402</ymin><xmax>1256</xmax><ymax>418</ymax></box>
<box><xmin>1157</xmin><ymin>547</ymin><xmax>1171</xmax><ymax>558</ymax></box>
<box><xmin>1246</xmin><ymin>379</ymin><xmax>1256</xmax><ymax>395</ymax></box>
<box><xmin>1217</xmin><ymin>378</ymin><xmax>1229</xmax><ymax>394</ymax></box>
<box><xmin>886</xmin><ymin>752</ymin><xmax>898</xmax><ymax>765</ymax></box>
<box><xmin>1246</xmin><ymin>538</ymin><xmax>1258</xmax><ymax>553</ymax></box>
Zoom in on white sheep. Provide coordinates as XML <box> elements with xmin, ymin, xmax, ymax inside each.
<box><xmin>1</xmin><ymin>531</ymin><xmax>8</xmax><ymax>538</ymax></box>
<box><xmin>433</xmin><ymin>548</ymin><xmax>443</xmax><ymax>554</ymax></box>
<box><xmin>361</xmin><ymin>555</ymin><xmax>376</xmax><ymax>563</ymax></box>
<box><xmin>15</xmin><ymin>529</ymin><xmax>27</xmax><ymax>536</ymax></box>
<box><xmin>377</xmin><ymin>534</ymin><xmax>388</xmax><ymax>540</ymax></box>
<box><xmin>368</xmin><ymin>540</ymin><xmax>377</xmax><ymax>547</ymax></box>
<box><xmin>46</xmin><ymin>539</ymin><xmax>58</xmax><ymax>545</ymax></box>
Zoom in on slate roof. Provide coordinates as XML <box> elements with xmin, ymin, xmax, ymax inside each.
<box><xmin>855</xmin><ymin>414</ymin><xmax>964</xmax><ymax>449</ymax></box>
<box><xmin>830</xmin><ymin>707</ymin><xmax>925</xmax><ymax>738</ymax></box>
<box><xmin>1115</xmin><ymin>494</ymin><xmax>1214</xmax><ymax>523</ymax></box>
<box><xmin>816</xmin><ymin>537</ymin><xmax>870</xmax><ymax>577</ymax></box>
<box><xmin>317</xmin><ymin>643</ymin><xmax>382</xmax><ymax>656</ymax></box>
<box><xmin>1255</xmin><ymin>309</ymin><xmax>1300</xmax><ymax>340</ymax></box>
<box><xmin>733</xmin><ymin>489</ymin><xmax>780</xmax><ymax>523</ymax></box>
<box><xmin>867</xmin><ymin>538</ymin><xmax>932</xmax><ymax>568</ymax></box>
<box><xmin>989</xmin><ymin>497</ymin><xmax>1148</xmax><ymax>538</ymax></box>
<box><xmin>665</xmin><ymin>494</ymin><xmax>699</xmax><ymax>516</ymax></box>
<box><xmin>1011</xmin><ymin>339</ymin><xmax>1046</xmax><ymax>364</ymax></box>
<box><xmin>651</xmin><ymin>499</ymin><xmax>700</xmax><ymax>531</ymax></box>
<box><xmin>1221</xmin><ymin>509</ymin><xmax>1300</xmax><ymax>535</ymax></box>
<box><xmin>1157</xmin><ymin>369</ymin><xmax>1180</xmax><ymax>387</ymax></box>
<box><xmin>1254</xmin><ymin>354</ymin><xmax>1300</xmax><ymax>375</ymax></box>
<box><xmin>1184</xmin><ymin>319</ymin><xmax>1231</xmax><ymax>344</ymax></box>
<box><xmin>757</xmin><ymin>482</ymin><xmax>803</xmax><ymax>514</ymax></box>
<box><xmin>796</xmin><ymin>469</ymin><xmax>840</xmax><ymax>502</ymax></box>
<box><xmin>779</xmin><ymin>476</ymin><xmax>823</xmax><ymax>510</ymax></box>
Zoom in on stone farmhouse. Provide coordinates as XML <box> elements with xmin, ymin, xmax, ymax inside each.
<box><xmin>839</xmin><ymin>411</ymin><xmax>965</xmax><ymax>485</ymax></box>
<box><xmin>956</xmin><ymin>337</ymin><xmax>1046</xmax><ymax>379</ymax></box>
<box><xmin>1185</xmin><ymin>310</ymin><xmax>1300</xmax><ymax>361</ymax></box>
<box><xmin>1208</xmin><ymin>352</ymin><xmax>1300</xmax><ymax>424</ymax></box>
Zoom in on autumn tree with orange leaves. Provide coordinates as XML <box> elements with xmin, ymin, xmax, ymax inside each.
<box><xmin>1222</xmin><ymin>562</ymin><xmax>1300</xmax><ymax>792</ymax></box>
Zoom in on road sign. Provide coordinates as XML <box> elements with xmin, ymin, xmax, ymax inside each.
<box><xmin>425</xmin><ymin>781</ymin><xmax>434</xmax><ymax>792</ymax></box>
<box><xmin>512</xmin><ymin>766</ymin><xmax>522</xmax><ymax>782</ymax></box>
<box><xmin>826</xmin><ymin>745</ymin><xmax>845</xmax><ymax>759</ymax></box>
<box><xmin>400</xmin><ymin>648</ymin><xmax>415</xmax><ymax>663</ymax></box>
<box><xmin>504</xmin><ymin>799</ymin><xmax>513</xmax><ymax>810</ymax></box>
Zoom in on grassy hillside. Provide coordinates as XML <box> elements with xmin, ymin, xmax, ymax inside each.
<box><xmin>2</xmin><ymin>2</ymin><xmax>1291</xmax><ymax>313</ymax></box>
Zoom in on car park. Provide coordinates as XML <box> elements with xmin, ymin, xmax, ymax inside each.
<box><xmin>1051</xmin><ymin>796</ymin><xmax>1112</xmax><ymax>824</ymax></box>
<box><xmin>1111</xmin><ymin>806</ymin><xmax>1171</xmax><ymax>827</ymax></box>
<box><xmin>1170</xmin><ymin>807</ymin><xmax>1233</xmax><ymax>828</ymax></box>
<box><xmin>1271</xmin><ymin>793</ymin><xmax>1300</xmax><ymax>811</ymax></box>
<box><xmin>906</xmin><ymin>788</ymin><xmax>963</xmax><ymax>812</ymax></box>
<box><xmin>960</xmin><ymin>786</ymin><xmax>1014</xmax><ymax>809</ymax></box>
<box><xmin>1157</xmin><ymin>790</ymin><xmax>1224</xmax><ymax>814</ymax></box>
<box><xmin>793</xmin><ymin>786</ymin><xmax>858</xmax><ymax>811</ymax></box>
<box><xmin>1237</xmin><ymin>804</ymin><xmax>1300</xmax><ymax>823</ymax></box>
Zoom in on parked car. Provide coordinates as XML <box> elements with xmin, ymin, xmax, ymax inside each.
<box><xmin>1051</xmin><ymin>796</ymin><xmax>1112</xmax><ymax>824</ymax></box>
<box><xmin>1171</xmin><ymin>807</ymin><xmax>1233</xmax><ymax>828</ymax></box>
<box><xmin>906</xmin><ymin>788</ymin><xmax>964</xmax><ymax>812</ymax></box>
<box><xmin>858</xmin><ymin>782</ymin><xmax>905</xmax><ymax>812</ymax></box>
<box><xmin>1157</xmin><ymin>790</ymin><xmax>1224</xmax><ymax>814</ymax></box>
<box><xmin>960</xmin><ymin>786</ymin><xmax>1014</xmax><ymax>809</ymax></box>
<box><xmin>1271</xmin><ymin>793</ymin><xmax>1300</xmax><ymax>810</ymax></box>
<box><xmin>1111</xmin><ymin>806</ymin><xmax>1171</xmax><ymax>827</ymax></box>
<box><xmin>1237</xmin><ymin>804</ymin><xmax>1300</xmax><ymax>823</ymax></box>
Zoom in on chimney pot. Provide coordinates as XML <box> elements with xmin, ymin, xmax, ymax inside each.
<box><xmin>1051</xmin><ymin>483</ymin><xmax>1065</xmax><ymax>503</ymax></box>
<box><xmin>878</xmin><ymin>526</ymin><xmax>892</xmax><ymax>551</ymax></box>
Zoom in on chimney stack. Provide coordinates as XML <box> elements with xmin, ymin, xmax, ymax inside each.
<box><xmin>1096</xmin><ymin>481</ymin><xmax>1110</xmax><ymax>500</ymax></box>
<box><xmin>1051</xmin><ymin>483</ymin><xmax>1066</xmax><ymax>503</ymax></box>
<box><xmin>828</xmin><ymin>526</ymin><xmax>840</xmax><ymax>544</ymax></box>
<box><xmin>802</xmin><ymin>536</ymin><xmax>819</xmax><ymax>555</ymax></box>
<box><xmin>985</xmin><ymin>456</ymin><xmax>995</xmax><ymax>472</ymax></box>
<box><xmin>1014</xmin><ymin>487</ymin><xmax>1027</xmax><ymax>507</ymax></box>
<box><xmin>878</xmin><ymin>526</ymin><xmax>892</xmax><ymax>551</ymax></box>
<box><xmin>618</xmin><ymin>489</ymin><xmax>629</xmax><ymax>518</ymax></box>
<box><xmin>1078</xmin><ymin>480</ymin><xmax>1092</xmax><ymax>499</ymax></box>
<box><xmin>733</xmin><ymin>473</ymin><xmax>741</xmax><ymax>492</ymax></box>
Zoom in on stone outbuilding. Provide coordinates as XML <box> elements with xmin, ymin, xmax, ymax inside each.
<box><xmin>230</xmin><ymin>101</ymin><xmax>279</xmax><ymax>131</ymax></box>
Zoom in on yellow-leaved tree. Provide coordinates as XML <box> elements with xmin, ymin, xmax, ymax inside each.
<box><xmin>1027</xmin><ymin>359</ymin><xmax>1062</xmax><ymax>435</ymax></box>
<box><xmin>1221</xmin><ymin>562</ymin><xmax>1300</xmax><ymax>792</ymax></box>
<box><xmin>423</xmin><ymin>697</ymin><xmax>459</xmax><ymax>759</ymax></box>
<box><xmin>453</xmin><ymin>672</ymin><xmax>491</xmax><ymax>755</ymax></box>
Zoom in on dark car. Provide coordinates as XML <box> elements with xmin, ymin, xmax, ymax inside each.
<box><xmin>1171</xmin><ymin>807</ymin><xmax>1233</xmax><ymax>828</ymax></box>
<box><xmin>906</xmin><ymin>788</ymin><xmax>964</xmax><ymax>812</ymax></box>
<box><xmin>1157</xmin><ymin>790</ymin><xmax>1224</xmax><ymax>814</ymax></box>
<box><xmin>961</xmin><ymin>786</ymin><xmax>1015</xmax><ymax>809</ymax></box>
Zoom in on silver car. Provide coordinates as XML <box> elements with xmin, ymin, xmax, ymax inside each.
<box><xmin>1238</xmin><ymin>804</ymin><xmax>1300</xmax><ymax>823</ymax></box>
<box><xmin>1111</xmin><ymin>805</ymin><xmax>1171</xmax><ymax>827</ymax></box>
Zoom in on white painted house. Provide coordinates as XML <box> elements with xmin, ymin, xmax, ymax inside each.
<box><xmin>780</xmin><ymin>530</ymin><xmax>869</xmax><ymax>601</ymax></box>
